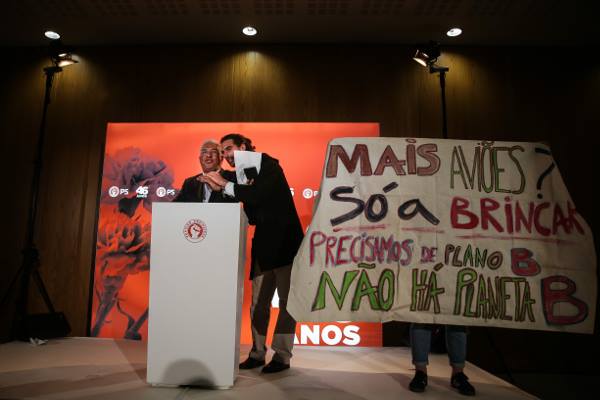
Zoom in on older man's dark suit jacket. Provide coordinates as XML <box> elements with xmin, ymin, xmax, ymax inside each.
<box><xmin>173</xmin><ymin>171</ymin><xmax>235</xmax><ymax>203</ymax></box>
<box><xmin>229</xmin><ymin>153</ymin><xmax>304</xmax><ymax>279</ymax></box>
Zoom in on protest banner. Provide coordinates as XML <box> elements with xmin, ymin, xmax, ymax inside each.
<box><xmin>289</xmin><ymin>138</ymin><xmax>596</xmax><ymax>333</ymax></box>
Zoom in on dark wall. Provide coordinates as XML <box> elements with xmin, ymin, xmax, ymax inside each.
<box><xmin>1</xmin><ymin>44</ymin><xmax>598</xmax><ymax>374</ymax></box>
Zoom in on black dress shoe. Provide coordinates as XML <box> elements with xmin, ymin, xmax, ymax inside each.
<box><xmin>239</xmin><ymin>357</ymin><xmax>265</xmax><ymax>369</ymax></box>
<box><xmin>451</xmin><ymin>372</ymin><xmax>476</xmax><ymax>396</ymax></box>
<box><xmin>261</xmin><ymin>360</ymin><xmax>290</xmax><ymax>374</ymax></box>
<box><xmin>409</xmin><ymin>370</ymin><xmax>428</xmax><ymax>392</ymax></box>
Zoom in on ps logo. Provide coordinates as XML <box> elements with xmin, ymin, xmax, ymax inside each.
<box><xmin>108</xmin><ymin>186</ymin><xmax>120</xmax><ymax>198</ymax></box>
<box><xmin>156</xmin><ymin>187</ymin><xmax>167</xmax><ymax>198</ymax></box>
<box><xmin>302</xmin><ymin>188</ymin><xmax>319</xmax><ymax>199</ymax></box>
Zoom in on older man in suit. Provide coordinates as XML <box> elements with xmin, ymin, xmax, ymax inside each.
<box><xmin>173</xmin><ymin>139</ymin><xmax>233</xmax><ymax>203</ymax></box>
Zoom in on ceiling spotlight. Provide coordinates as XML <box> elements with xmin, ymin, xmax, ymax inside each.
<box><xmin>446</xmin><ymin>28</ymin><xmax>462</xmax><ymax>37</ymax></box>
<box><xmin>413</xmin><ymin>41</ymin><xmax>441</xmax><ymax>68</ymax></box>
<box><xmin>44</xmin><ymin>30</ymin><xmax>60</xmax><ymax>40</ymax></box>
<box><xmin>242</xmin><ymin>26</ymin><xmax>257</xmax><ymax>36</ymax></box>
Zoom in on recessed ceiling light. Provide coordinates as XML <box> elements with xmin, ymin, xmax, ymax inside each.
<box><xmin>45</xmin><ymin>30</ymin><xmax>60</xmax><ymax>40</ymax></box>
<box><xmin>242</xmin><ymin>26</ymin><xmax>257</xmax><ymax>36</ymax></box>
<box><xmin>446</xmin><ymin>28</ymin><xmax>462</xmax><ymax>37</ymax></box>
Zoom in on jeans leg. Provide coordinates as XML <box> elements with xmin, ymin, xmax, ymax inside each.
<box><xmin>410</xmin><ymin>323</ymin><xmax>433</xmax><ymax>368</ymax></box>
<box><xmin>445</xmin><ymin>325</ymin><xmax>467</xmax><ymax>368</ymax></box>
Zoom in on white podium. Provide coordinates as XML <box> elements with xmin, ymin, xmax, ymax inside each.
<box><xmin>147</xmin><ymin>202</ymin><xmax>247</xmax><ymax>389</ymax></box>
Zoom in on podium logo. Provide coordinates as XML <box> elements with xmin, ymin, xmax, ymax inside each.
<box><xmin>183</xmin><ymin>219</ymin><xmax>208</xmax><ymax>243</ymax></box>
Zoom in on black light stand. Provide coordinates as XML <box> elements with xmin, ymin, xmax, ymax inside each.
<box><xmin>413</xmin><ymin>41</ymin><xmax>450</xmax><ymax>139</ymax></box>
<box><xmin>0</xmin><ymin>50</ymin><xmax>75</xmax><ymax>341</ymax></box>
<box><xmin>429</xmin><ymin>64</ymin><xmax>449</xmax><ymax>140</ymax></box>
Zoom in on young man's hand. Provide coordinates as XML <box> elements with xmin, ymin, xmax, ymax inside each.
<box><xmin>199</xmin><ymin>173</ymin><xmax>224</xmax><ymax>191</ymax></box>
<box><xmin>204</xmin><ymin>171</ymin><xmax>229</xmax><ymax>189</ymax></box>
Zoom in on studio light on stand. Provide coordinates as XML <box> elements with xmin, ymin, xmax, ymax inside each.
<box><xmin>54</xmin><ymin>52</ymin><xmax>77</xmax><ymax>68</ymax></box>
<box><xmin>414</xmin><ymin>39</ymin><xmax>516</xmax><ymax>384</ymax></box>
<box><xmin>413</xmin><ymin>41</ymin><xmax>450</xmax><ymax>139</ymax></box>
<box><xmin>0</xmin><ymin>35</ymin><xmax>77</xmax><ymax>341</ymax></box>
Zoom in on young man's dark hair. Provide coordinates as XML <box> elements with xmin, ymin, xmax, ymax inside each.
<box><xmin>220</xmin><ymin>133</ymin><xmax>255</xmax><ymax>151</ymax></box>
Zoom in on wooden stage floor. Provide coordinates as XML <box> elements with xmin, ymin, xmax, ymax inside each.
<box><xmin>0</xmin><ymin>337</ymin><xmax>536</xmax><ymax>399</ymax></box>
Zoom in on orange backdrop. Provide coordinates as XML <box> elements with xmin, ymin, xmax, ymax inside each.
<box><xmin>91</xmin><ymin>122</ymin><xmax>382</xmax><ymax>346</ymax></box>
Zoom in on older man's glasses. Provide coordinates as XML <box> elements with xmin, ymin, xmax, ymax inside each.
<box><xmin>200</xmin><ymin>149</ymin><xmax>220</xmax><ymax>157</ymax></box>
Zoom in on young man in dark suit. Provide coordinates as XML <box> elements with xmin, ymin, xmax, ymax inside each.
<box><xmin>205</xmin><ymin>133</ymin><xmax>304</xmax><ymax>374</ymax></box>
